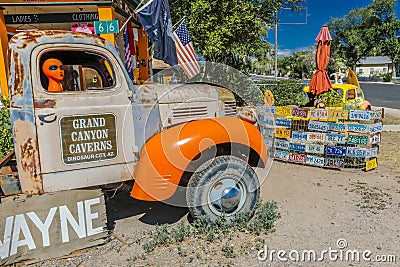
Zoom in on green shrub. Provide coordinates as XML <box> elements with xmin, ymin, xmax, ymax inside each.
<box><xmin>319</xmin><ymin>89</ymin><xmax>345</xmax><ymax>108</ymax></box>
<box><xmin>0</xmin><ymin>98</ymin><xmax>13</xmax><ymax>158</ymax></box>
<box><xmin>141</xmin><ymin>201</ymin><xmax>281</xmax><ymax>255</ymax></box>
<box><xmin>382</xmin><ymin>72</ymin><xmax>392</xmax><ymax>82</ymax></box>
<box><xmin>258</xmin><ymin>80</ymin><xmax>308</xmax><ymax>106</ymax></box>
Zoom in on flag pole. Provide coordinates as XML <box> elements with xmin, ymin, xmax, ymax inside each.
<box><xmin>173</xmin><ymin>16</ymin><xmax>186</xmax><ymax>30</ymax></box>
<box><xmin>134</xmin><ymin>0</ymin><xmax>148</xmax><ymax>13</ymax></box>
<box><xmin>118</xmin><ymin>13</ymin><xmax>133</xmax><ymax>33</ymax></box>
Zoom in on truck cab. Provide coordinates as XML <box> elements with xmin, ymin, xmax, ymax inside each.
<box><xmin>8</xmin><ymin>30</ymin><xmax>268</xmax><ymax>222</ymax></box>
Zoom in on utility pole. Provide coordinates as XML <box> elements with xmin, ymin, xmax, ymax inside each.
<box><xmin>274</xmin><ymin>11</ymin><xmax>278</xmax><ymax>81</ymax></box>
<box><xmin>271</xmin><ymin>7</ymin><xmax>308</xmax><ymax>81</ymax></box>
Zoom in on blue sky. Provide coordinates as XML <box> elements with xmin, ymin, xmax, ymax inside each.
<box><xmin>268</xmin><ymin>0</ymin><xmax>400</xmax><ymax>56</ymax></box>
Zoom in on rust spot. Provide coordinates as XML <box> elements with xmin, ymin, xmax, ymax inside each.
<box><xmin>34</xmin><ymin>99</ymin><xmax>56</xmax><ymax>109</ymax></box>
<box><xmin>20</xmin><ymin>138</ymin><xmax>43</xmax><ymax>194</ymax></box>
<box><xmin>12</xmin><ymin>52</ymin><xmax>24</xmax><ymax>96</ymax></box>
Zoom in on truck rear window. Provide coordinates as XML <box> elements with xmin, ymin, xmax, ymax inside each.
<box><xmin>39</xmin><ymin>50</ymin><xmax>115</xmax><ymax>92</ymax></box>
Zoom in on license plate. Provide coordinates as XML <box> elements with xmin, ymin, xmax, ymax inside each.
<box><xmin>365</xmin><ymin>158</ymin><xmax>378</xmax><ymax>171</ymax></box>
<box><xmin>347</xmin><ymin>134</ymin><xmax>369</xmax><ymax>146</ymax></box>
<box><xmin>326</xmin><ymin>146</ymin><xmax>346</xmax><ymax>156</ymax></box>
<box><xmin>346</xmin><ymin>147</ymin><xmax>366</xmax><ymax>158</ymax></box>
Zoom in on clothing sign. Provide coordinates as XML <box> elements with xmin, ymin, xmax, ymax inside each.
<box><xmin>5</xmin><ymin>12</ymin><xmax>99</xmax><ymax>24</ymax></box>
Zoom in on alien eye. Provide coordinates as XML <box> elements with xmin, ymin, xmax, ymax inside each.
<box><xmin>49</xmin><ymin>65</ymin><xmax>59</xmax><ymax>71</ymax></box>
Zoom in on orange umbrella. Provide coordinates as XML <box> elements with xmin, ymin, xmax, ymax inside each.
<box><xmin>309</xmin><ymin>26</ymin><xmax>332</xmax><ymax>95</ymax></box>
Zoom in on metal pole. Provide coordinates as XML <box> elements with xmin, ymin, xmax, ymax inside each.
<box><xmin>274</xmin><ymin>12</ymin><xmax>278</xmax><ymax>81</ymax></box>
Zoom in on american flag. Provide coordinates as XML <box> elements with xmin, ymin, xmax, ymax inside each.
<box><xmin>173</xmin><ymin>19</ymin><xmax>200</xmax><ymax>79</ymax></box>
<box><xmin>123</xmin><ymin>25</ymin><xmax>134</xmax><ymax>80</ymax></box>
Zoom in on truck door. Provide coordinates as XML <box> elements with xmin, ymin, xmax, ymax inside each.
<box><xmin>31</xmin><ymin>44</ymin><xmax>136</xmax><ymax>192</ymax></box>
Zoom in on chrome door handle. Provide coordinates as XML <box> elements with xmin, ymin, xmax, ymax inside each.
<box><xmin>38</xmin><ymin>113</ymin><xmax>57</xmax><ymax>124</ymax></box>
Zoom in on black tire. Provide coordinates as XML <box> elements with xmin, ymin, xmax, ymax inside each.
<box><xmin>186</xmin><ymin>155</ymin><xmax>260</xmax><ymax>223</ymax></box>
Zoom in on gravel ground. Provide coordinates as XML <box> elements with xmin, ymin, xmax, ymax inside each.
<box><xmin>28</xmin><ymin>131</ymin><xmax>400</xmax><ymax>267</ymax></box>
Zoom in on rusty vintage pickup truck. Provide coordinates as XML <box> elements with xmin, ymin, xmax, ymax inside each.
<box><xmin>1</xmin><ymin>30</ymin><xmax>270</xmax><ymax>264</ymax></box>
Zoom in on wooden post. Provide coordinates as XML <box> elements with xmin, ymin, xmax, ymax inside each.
<box><xmin>98</xmin><ymin>6</ymin><xmax>115</xmax><ymax>46</ymax></box>
<box><xmin>0</xmin><ymin>8</ymin><xmax>9</xmax><ymax>99</ymax></box>
<box><xmin>137</xmin><ymin>28</ymin><xmax>149</xmax><ymax>82</ymax></box>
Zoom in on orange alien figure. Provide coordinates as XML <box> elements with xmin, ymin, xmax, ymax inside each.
<box><xmin>42</xmin><ymin>58</ymin><xmax>64</xmax><ymax>92</ymax></box>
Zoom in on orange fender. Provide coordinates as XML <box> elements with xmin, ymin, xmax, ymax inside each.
<box><xmin>130</xmin><ymin>117</ymin><xmax>267</xmax><ymax>201</ymax></box>
<box><xmin>363</xmin><ymin>100</ymin><xmax>372</xmax><ymax>110</ymax></box>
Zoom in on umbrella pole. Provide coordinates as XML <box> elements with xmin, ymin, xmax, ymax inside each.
<box><xmin>274</xmin><ymin>12</ymin><xmax>278</xmax><ymax>81</ymax></box>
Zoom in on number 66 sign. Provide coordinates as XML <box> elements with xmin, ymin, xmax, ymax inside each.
<box><xmin>94</xmin><ymin>20</ymin><xmax>119</xmax><ymax>34</ymax></box>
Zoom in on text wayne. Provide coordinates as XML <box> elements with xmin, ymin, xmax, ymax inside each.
<box><xmin>0</xmin><ymin>198</ymin><xmax>103</xmax><ymax>259</ymax></box>
<box><xmin>68</xmin><ymin>117</ymin><xmax>112</xmax><ymax>154</ymax></box>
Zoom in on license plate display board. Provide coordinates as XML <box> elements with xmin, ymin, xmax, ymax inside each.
<box><xmin>272</xmin><ymin>105</ymin><xmax>382</xmax><ymax>170</ymax></box>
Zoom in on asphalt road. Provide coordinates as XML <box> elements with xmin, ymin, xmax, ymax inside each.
<box><xmin>360</xmin><ymin>82</ymin><xmax>400</xmax><ymax>109</ymax></box>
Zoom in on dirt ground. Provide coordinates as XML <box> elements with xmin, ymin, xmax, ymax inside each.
<box><xmin>31</xmin><ymin>132</ymin><xmax>400</xmax><ymax>267</ymax></box>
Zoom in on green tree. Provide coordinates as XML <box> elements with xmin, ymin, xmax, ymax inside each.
<box><xmin>278</xmin><ymin>50</ymin><xmax>314</xmax><ymax>79</ymax></box>
<box><xmin>328</xmin><ymin>0</ymin><xmax>398</xmax><ymax>70</ymax></box>
<box><xmin>170</xmin><ymin>0</ymin><xmax>305</xmax><ymax>71</ymax></box>
<box><xmin>378</xmin><ymin>20</ymin><xmax>400</xmax><ymax>75</ymax></box>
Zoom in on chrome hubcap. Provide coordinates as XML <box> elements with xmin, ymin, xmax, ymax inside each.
<box><xmin>221</xmin><ymin>187</ymin><xmax>241</xmax><ymax>211</ymax></box>
<box><xmin>208</xmin><ymin>177</ymin><xmax>246</xmax><ymax>215</ymax></box>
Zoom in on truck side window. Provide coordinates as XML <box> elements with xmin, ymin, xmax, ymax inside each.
<box><xmin>39</xmin><ymin>50</ymin><xmax>115</xmax><ymax>92</ymax></box>
<box><xmin>346</xmin><ymin>89</ymin><xmax>356</xmax><ymax>100</ymax></box>
<box><xmin>356</xmin><ymin>88</ymin><xmax>363</xmax><ymax>99</ymax></box>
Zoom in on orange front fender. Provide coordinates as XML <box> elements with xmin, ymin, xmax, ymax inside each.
<box><xmin>363</xmin><ymin>100</ymin><xmax>372</xmax><ymax>110</ymax></box>
<box><xmin>130</xmin><ymin>117</ymin><xmax>267</xmax><ymax>201</ymax></box>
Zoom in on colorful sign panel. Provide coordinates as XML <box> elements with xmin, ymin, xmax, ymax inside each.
<box><xmin>328</xmin><ymin>109</ymin><xmax>349</xmax><ymax>120</ymax></box>
<box><xmin>365</xmin><ymin>158</ymin><xmax>378</xmax><ymax>171</ymax></box>
<box><xmin>60</xmin><ymin>113</ymin><xmax>117</xmax><ymax>165</ymax></box>
<box><xmin>347</xmin><ymin>134</ymin><xmax>369</xmax><ymax>146</ymax></box>
<box><xmin>326</xmin><ymin>133</ymin><xmax>347</xmax><ymax>145</ymax></box>
<box><xmin>306</xmin><ymin>155</ymin><xmax>325</xmax><ymax>166</ymax></box>
<box><xmin>347</xmin><ymin>123</ymin><xmax>369</xmax><ymax>133</ymax></box>
<box><xmin>305</xmin><ymin>143</ymin><xmax>325</xmax><ymax>154</ymax></box>
<box><xmin>274</xmin><ymin>138</ymin><xmax>290</xmax><ymax>150</ymax></box>
<box><xmin>292</xmin><ymin>108</ymin><xmax>309</xmax><ymax>118</ymax></box>
<box><xmin>258</xmin><ymin>115</ymin><xmax>275</xmax><ymax>127</ymax></box>
<box><xmin>366</xmin><ymin>147</ymin><xmax>379</xmax><ymax>158</ymax></box>
<box><xmin>370</xmin><ymin>134</ymin><xmax>381</xmax><ymax>145</ymax></box>
<box><xmin>310</xmin><ymin>109</ymin><xmax>328</xmax><ymax>119</ymax></box>
<box><xmin>276</xmin><ymin>118</ymin><xmax>292</xmax><ymax>128</ymax></box>
<box><xmin>289</xmin><ymin>143</ymin><xmax>306</xmax><ymax>152</ymax></box>
<box><xmin>346</xmin><ymin>147</ymin><xmax>366</xmax><ymax>158</ymax></box>
<box><xmin>325</xmin><ymin>158</ymin><xmax>345</xmax><ymax>168</ymax></box>
<box><xmin>369</xmin><ymin>122</ymin><xmax>383</xmax><ymax>135</ymax></box>
<box><xmin>326</xmin><ymin>146</ymin><xmax>346</xmax><ymax>156</ymax></box>
<box><xmin>275</xmin><ymin>128</ymin><xmax>291</xmax><ymax>139</ymax></box>
<box><xmin>369</xmin><ymin>109</ymin><xmax>383</xmax><ymax>120</ymax></box>
<box><xmin>327</xmin><ymin>122</ymin><xmax>346</xmax><ymax>132</ymax></box>
<box><xmin>307</xmin><ymin>132</ymin><xmax>326</xmax><ymax>143</ymax></box>
<box><xmin>276</xmin><ymin>106</ymin><xmax>292</xmax><ymax>117</ymax></box>
<box><xmin>349</xmin><ymin>110</ymin><xmax>371</xmax><ymax>121</ymax></box>
<box><xmin>275</xmin><ymin>150</ymin><xmax>290</xmax><ymax>160</ymax></box>
<box><xmin>308</xmin><ymin>120</ymin><xmax>328</xmax><ymax>132</ymax></box>
<box><xmin>291</xmin><ymin>131</ymin><xmax>307</xmax><ymax>141</ymax></box>
<box><xmin>289</xmin><ymin>153</ymin><xmax>306</xmax><ymax>164</ymax></box>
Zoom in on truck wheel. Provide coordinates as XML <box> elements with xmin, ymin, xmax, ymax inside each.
<box><xmin>186</xmin><ymin>155</ymin><xmax>260</xmax><ymax>223</ymax></box>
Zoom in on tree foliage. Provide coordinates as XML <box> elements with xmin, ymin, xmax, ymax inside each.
<box><xmin>170</xmin><ymin>0</ymin><xmax>305</xmax><ymax>71</ymax></box>
<box><xmin>278</xmin><ymin>50</ymin><xmax>315</xmax><ymax>79</ymax></box>
<box><xmin>328</xmin><ymin>0</ymin><xmax>399</xmax><ymax>70</ymax></box>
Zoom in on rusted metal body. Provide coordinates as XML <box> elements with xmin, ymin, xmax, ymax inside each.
<box><xmin>7</xmin><ymin>30</ymin><xmax>266</xmax><ymax>201</ymax></box>
<box><xmin>0</xmin><ymin>172</ymin><xmax>21</xmax><ymax>196</ymax></box>
<box><xmin>8</xmin><ymin>31</ymin><xmax>134</xmax><ymax>194</ymax></box>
